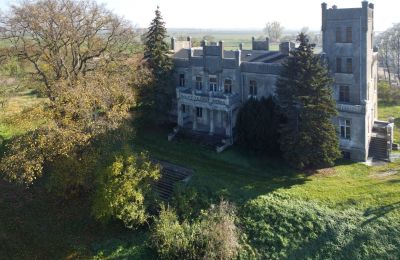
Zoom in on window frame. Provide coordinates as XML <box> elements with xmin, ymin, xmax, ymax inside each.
<box><xmin>195</xmin><ymin>76</ymin><xmax>202</xmax><ymax>90</ymax></box>
<box><xmin>209</xmin><ymin>76</ymin><xmax>217</xmax><ymax>92</ymax></box>
<box><xmin>346</xmin><ymin>58</ymin><xmax>353</xmax><ymax>73</ymax></box>
<box><xmin>249</xmin><ymin>80</ymin><xmax>257</xmax><ymax>97</ymax></box>
<box><xmin>339</xmin><ymin>118</ymin><xmax>351</xmax><ymax>140</ymax></box>
<box><xmin>336</xmin><ymin>27</ymin><xmax>342</xmax><ymax>43</ymax></box>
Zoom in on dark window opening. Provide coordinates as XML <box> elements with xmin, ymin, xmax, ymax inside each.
<box><xmin>339</xmin><ymin>85</ymin><xmax>350</xmax><ymax>102</ymax></box>
<box><xmin>196</xmin><ymin>107</ymin><xmax>203</xmax><ymax>118</ymax></box>
<box><xmin>224</xmin><ymin>79</ymin><xmax>232</xmax><ymax>94</ymax></box>
<box><xmin>195</xmin><ymin>76</ymin><xmax>202</xmax><ymax>90</ymax></box>
<box><xmin>346</xmin><ymin>27</ymin><xmax>352</xmax><ymax>43</ymax></box>
<box><xmin>181</xmin><ymin>104</ymin><xmax>186</xmax><ymax>113</ymax></box>
<box><xmin>336</xmin><ymin>27</ymin><xmax>342</xmax><ymax>43</ymax></box>
<box><xmin>342</xmin><ymin>151</ymin><xmax>351</xmax><ymax>159</ymax></box>
<box><xmin>336</xmin><ymin>57</ymin><xmax>342</xmax><ymax>73</ymax></box>
<box><xmin>179</xmin><ymin>74</ymin><xmax>185</xmax><ymax>87</ymax></box>
<box><xmin>346</xmin><ymin>58</ymin><xmax>353</xmax><ymax>73</ymax></box>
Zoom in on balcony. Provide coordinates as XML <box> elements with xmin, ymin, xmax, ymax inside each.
<box><xmin>177</xmin><ymin>87</ymin><xmax>241</xmax><ymax>110</ymax></box>
<box><xmin>336</xmin><ymin>103</ymin><xmax>364</xmax><ymax>114</ymax></box>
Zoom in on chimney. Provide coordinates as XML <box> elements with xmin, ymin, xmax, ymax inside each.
<box><xmin>171</xmin><ymin>37</ymin><xmax>176</xmax><ymax>51</ymax></box>
<box><xmin>368</xmin><ymin>3</ymin><xmax>374</xmax><ymax>9</ymax></box>
<box><xmin>239</xmin><ymin>43</ymin><xmax>243</xmax><ymax>51</ymax></box>
<box><xmin>219</xmin><ymin>40</ymin><xmax>224</xmax><ymax>58</ymax></box>
<box><xmin>279</xmin><ymin>42</ymin><xmax>293</xmax><ymax>55</ymax></box>
<box><xmin>265</xmin><ymin>37</ymin><xmax>270</xmax><ymax>51</ymax></box>
<box><xmin>235</xmin><ymin>49</ymin><xmax>241</xmax><ymax>66</ymax></box>
<box><xmin>251</xmin><ymin>36</ymin><xmax>255</xmax><ymax>50</ymax></box>
<box><xmin>187</xmin><ymin>36</ymin><xmax>192</xmax><ymax>48</ymax></box>
<box><xmin>201</xmin><ymin>40</ymin><xmax>207</xmax><ymax>47</ymax></box>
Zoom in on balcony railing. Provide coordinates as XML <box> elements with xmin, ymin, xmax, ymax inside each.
<box><xmin>177</xmin><ymin>87</ymin><xmax>240</xmax><ymax>107</ymax></box>
<box><xmin>336</xmin><ymin>103</ymin><xmax>364</xmax><ymax>113</ymax></box>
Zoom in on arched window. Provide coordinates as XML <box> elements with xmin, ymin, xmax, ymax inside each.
<box><xmin>224</xmin><ymin>79</ymin><xmax>232</xmax><ymax>94</ymax></box>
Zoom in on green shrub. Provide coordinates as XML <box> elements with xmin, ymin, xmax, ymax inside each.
<box><xmin>151</xmin><ymin>200</ymin><xmax>240</xmax><ymax>260</ymax></box>
<box><xmin>171</xmin><ymin>184</ymin><xmax>210</xmax><ymax>220</ymax></box>
<box><xmin>92</xmin><ymin>149</ymin><xmax>160</xmax><ymax>229</ymax></box>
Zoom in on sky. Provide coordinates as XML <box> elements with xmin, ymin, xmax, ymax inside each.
<box><xmin>0</xmin><ymin>0</ymin><xmax>399</xmax><ymax>32</ymax></box>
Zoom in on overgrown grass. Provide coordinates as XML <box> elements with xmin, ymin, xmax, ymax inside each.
<box><xmin>1</xmin><ymin>88</ymin><xmax>400</xmax><ymax>258</ymax></box>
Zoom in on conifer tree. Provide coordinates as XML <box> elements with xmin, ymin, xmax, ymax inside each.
<box><xmin>276</xmin><ymin>33</ymin><xmax>341</xmax><ymax>168</ymax></box>
<box><xmin>140</xmin><ymin>6</ymin><xmax>174</xmax><ymax>123</ymax></box>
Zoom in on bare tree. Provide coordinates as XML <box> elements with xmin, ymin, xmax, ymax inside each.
<box><xmin>264</xmin><ymin>21</ymin><xmax>284</xmax><ymax>42</ymax></box>
<box><xmin>378</xmin><ymin>31</ymin><xmax>392</xmax><ymax>84</ymax></box>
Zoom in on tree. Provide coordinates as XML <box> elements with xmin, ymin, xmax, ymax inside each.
<box><xmin>0</xmin><ymin>0</ymin><xmax>139</xmax><ymax>186</ymax></box>
<box><xmin>235</xmin><ymin>96</ymin><xmax>282</xmax><ymax>156</ymax></box>
<box><xmin>276</xmin><ymin>33</ymin><xmax>340</xmax><ymax>169</ymax></box>
<box><xmin>92</xmin><ymin>150</ymin><xmax>160</xmax><ymax>228</ymax></box>
<box><xmin>264</xmin><ymin>21</ymin><xmax>284</xmax><ymax>42</ymax></box>
<box><xmin>138</xmin><ymin>6</ymin><xmax>174</xmax><ymax>124</ymax></box>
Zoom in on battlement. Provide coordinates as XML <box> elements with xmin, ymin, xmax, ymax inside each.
<box><xmin>252</xmin><ymin>37</ymin><xmax>270</xmax><ymax>51</ymax></box>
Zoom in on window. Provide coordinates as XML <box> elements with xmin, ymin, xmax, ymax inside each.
<box><xmin>209</xmin><ymin>76</ymin><xmax>217</xmax><ymax>92</ymax></box>
<box><xmin>195</xmin><ymin>76</ymin><xmax>202</xmax><ymax>90</ymax></box>
<box><xmin>336</xmin><ymin>27</ymin><xmax>341</xmax><ymax>43</ymax></box>
<box><xmin>346</xmin><ymin>27</ymin><xmax>352</xmax><ymax>43</ymax></box>
<box><xmin>342</xmin><ymin>150</ymin><xmax>351</xmax><ymax>159</ymax></box>
<box><xmin>224</xmin><ymin>79</ymin><xmax>232</xmax><ymax>94</ymax></box>
<box><xmin>339</xmin><ymin>85</ymin><xmax>350</xmax><ymax>102</ymax></box>
<box><xmin>196</xmin><ymin>107</ymin><xmax>203</xmax><ymax>118</ymax></box>
<box><xmin>336</xmin><ymin>57</ymin><xmax>342</xmax><ymax>73</ymax></box>
<box><xmin>340</xmin><ymin>118</ymin><xmax>351</xmax><ymax>140</ymax></box>
<box><xmin>346</xmin><ymin>58</ymin><xmax>353</xmax><ymax>73</ymax></box>
<box><xmin>179</xmin><ymin>74</ymin><xmax>185</xmax><ymax>87</ymax></box>
<box><xmin>181</xmin><ymin>104</ymin><xmax>186</xmax><ymax>113</ymax></box>
<box><xmin>249</xmin><ymin>80</ymin><xmax>257</xmax><ymax>97</ymax></box>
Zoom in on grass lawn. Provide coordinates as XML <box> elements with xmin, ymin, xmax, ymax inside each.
<box><xmin>1</xmin><ymin>92</ymin><xmax>400</xmax><ymax>258</ymax></box>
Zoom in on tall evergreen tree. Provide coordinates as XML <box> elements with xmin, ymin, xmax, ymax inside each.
<box><xmin>276</xmin><ymin>33</ymin><xmax>341</xmax><ymax>169</ymax></box>
<box><xmin>139</xmin><ymin>6</ymin><xmax>174</xmax><ymax>123</ymax></box>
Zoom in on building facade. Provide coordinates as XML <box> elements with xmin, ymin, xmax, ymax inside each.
<box><xmin>172</xmin><ymin>1</ymin><xmax>394</xmax><ymax>161</ymax></box>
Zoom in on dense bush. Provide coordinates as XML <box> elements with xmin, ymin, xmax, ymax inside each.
<box><xmin>235</xmin><ymin>96</ymin><xmax>282</xmax><ymax>156</ymax></box>
<box><xmin>378</xmin><ymin>81</ymin><xmax>400</xmax><ymax>105</ymax></box>
<box><xmin>240</xmin><ymin>193</ymin><xmax>400</xmax><ymax>259</ymax></box>
<box><xmin>92</xmin><ymin>149</ymin><xmax>160</xmax><ymax>229</ymax></box>
<box><xmin>151</xmin><ymin>200</ymin><xmax>240</xmax><ymax>260</ymax></box>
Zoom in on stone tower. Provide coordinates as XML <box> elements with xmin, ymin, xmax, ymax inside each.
<box><xmin>322</xmin><ymin>2</ymin><xmax>392</xmax><ymax>161</ymax></box>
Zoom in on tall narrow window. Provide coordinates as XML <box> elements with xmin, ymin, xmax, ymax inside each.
<box><xmin>346</xmin><ymin>27</ymin><xmax>352</xmax><ymax>43</ymax></box>
<box><xmin>346</xmin><ymin>58</ymin><xmax>353</xmax><ymax>73</ymax></box>
<box><xmin>340</xmin><ymin>118</ymin><xmax>351</xmax><ymax>139</ymax></box>
<box><xmin>224</xmin><ymin>79</ymin><xmax>232</xmax><ymax>94</ymax></box>
<box><xmin>181</xmin><ymin>104</ymin><xmax>186</xmax><ymax>113</ymax></box>
<box><xmin>179</xmin><ymin>73</ymin><xmax>185</xmax><ymax>87</ymax></box>
<box><xmin>336</xmin><ymin>27</ymin><xmax>341</xmax><ymax>43</ymax></box>
<box><xmin>249</xmin><ymin>80</ymin><xmax>257</xmax><ymax>97</ymax></box>
<box><xmin>339</xmin><ymin>85</ymin><xmax>350</xmax><ymax>102</ymax></box>
<box><xmin>195</xmin><ymin>76</ymin><xmax>202</xmax><ymax>90</ymax></box>
<box><xmin>336</xmin><ymin>57</ymin><xmax>342</xmax><ymax>73</ymax></box>
<box><xmin>196</xmin><ymin>107</ymin><xmax>203</xmax><ymax>118</ymax></box>
<box><xmin>209</xmin><ymin>76</ymin><xmax>217</xmax><ymax>92</ymax></box>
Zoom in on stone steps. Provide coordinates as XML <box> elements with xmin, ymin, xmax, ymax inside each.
<box><xmin>369</xmin><ymin>136</ymin><xmax>389</xmax><ymax>161</ymax></box>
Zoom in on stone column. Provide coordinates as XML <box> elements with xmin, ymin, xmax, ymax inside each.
<box><xmin>209</xmin><ymin>109</ymin><xmax>214</xmax><ymax>135</ymax></box>
<box><xmin>225</xmin><ymin>111</ymin><xmax>232</xmax><ymax>137</ymax></box>
<box><xmin>177</xmin><ymin>103</ymin><xmax>183</xmax><ymax>127</ymax></box>
<box><xmin>192</xmin><ymin>106</ymin><xmax>197</xmax><ymax>131</ymax></box>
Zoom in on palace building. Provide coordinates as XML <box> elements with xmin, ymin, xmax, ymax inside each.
<box><xmin>170</xmin><ymin>1</ymin><xmax>394</xmax><ymax>162</ymax></box>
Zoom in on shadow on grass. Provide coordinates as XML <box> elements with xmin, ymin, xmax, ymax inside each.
<box><xmin>132</xmin><ymin>125</ymin><xmax>309</xmax><ymax>204</ymax></box>
<box><xmin>362</xmin><ymin>201</ymin><xmax>400</xmax><ymax>226</ymax></box>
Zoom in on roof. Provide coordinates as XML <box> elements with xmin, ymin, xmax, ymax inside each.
<box><xmin>173</xmin><ymin>48</ymin><xmax>287</xmax><ymax>64</ymax></box>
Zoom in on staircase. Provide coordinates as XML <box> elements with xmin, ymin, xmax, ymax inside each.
<box><xmin>368</xmin><ymin>136</ymin><xmax>389</xmax><ymax>161</ymax></box>
<box><xmin>153</xmin><ymin>160</ymin><xmax>194</xmax><ymax>201</ymax></box>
